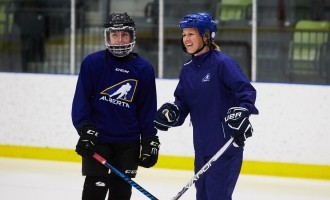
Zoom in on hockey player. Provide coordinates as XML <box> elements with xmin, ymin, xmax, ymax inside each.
<box><xmin>154</xmin><ymin>13</ymin><xmax>259</xmax><ymax>200</ymax></box>
<box><xmin>72</xmin><ymin>12</ymin><xmax>159</xmax><ymax>200</ymax></box>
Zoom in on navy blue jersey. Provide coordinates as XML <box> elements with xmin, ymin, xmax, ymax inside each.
<box><xmin>72</xmin><ymin>50</ymin><xmax>157</xmax><ymax>144</ymax></box>
<box><xmin>173</xmin><ymin>50</ymin><xmax>258</xmax><ymax>156</ymax></box>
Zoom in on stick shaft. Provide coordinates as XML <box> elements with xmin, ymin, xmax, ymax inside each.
<box><xmin>171</xmin><ymin>138</ymin><xmax>234</xmax><ymax>200</ymax></box>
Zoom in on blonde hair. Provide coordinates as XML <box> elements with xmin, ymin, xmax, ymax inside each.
<box><xmin>204</xmin><ymin>31</ymin><xmax>221</xmax><ymax>51</ymax></box>
<box><xmin>211</xmin><ymin>42</ymin><xmax>221</xmax><ymax>51</ymax></box>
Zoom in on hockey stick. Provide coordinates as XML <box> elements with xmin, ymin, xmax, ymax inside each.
<box><xmin>171</xmin><ymin>137</ymin><xmax>234</xmax><ymax>200</ymax></box>
<box><xmin>93</xmin><ymin>153</ymin><xmax>158</xmax><ymax>200</ymax></box>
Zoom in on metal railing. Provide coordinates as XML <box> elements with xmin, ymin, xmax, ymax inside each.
<box><xmin>0</xmin><ymin>0</ymin><xmax>329</xmax><ymax>84</ymax></box>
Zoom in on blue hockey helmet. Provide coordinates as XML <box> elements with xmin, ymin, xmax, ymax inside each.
<box><xmin>179</xmin><ymin>12</ymin><xmax>217</xmax><ymax>41</ymax></box>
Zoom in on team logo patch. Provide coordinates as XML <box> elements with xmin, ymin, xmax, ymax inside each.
<box><xmin>100</xmin><ymin>79</ymin><xmax>138</xmax><ymax>102</ymax></box>
<box><xmin>202</xmin><ymin>73</ymin><xmax>211</xmax><ymax>82</ymax></box>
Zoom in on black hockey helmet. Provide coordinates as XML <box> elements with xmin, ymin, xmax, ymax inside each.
<box><xmin>103</xmin><ymin>12</ymin><xmax>136</xmax><ymax>57</ymax></box>
<box><xmin>104</xmin><ymin>12</ymin><xmax>135</xmax><ymax>28</ymax></box>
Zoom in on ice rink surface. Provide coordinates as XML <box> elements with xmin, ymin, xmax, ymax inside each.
<box><xmin>1</xmin><ymin>157</ymin><xmax>330</xmax><ymax>200</ymax></box>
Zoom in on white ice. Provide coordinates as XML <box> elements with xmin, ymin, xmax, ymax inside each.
<box><xmin>0</xmin><ymin>157</ymin><xmax>329</xmax><ymax>200</ymax></box>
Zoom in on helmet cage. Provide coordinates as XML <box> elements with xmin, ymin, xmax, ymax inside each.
<box><xmin>104</xmin><ymin>26</ymin><xmax>136</xmax><ymax>57</ymax></box>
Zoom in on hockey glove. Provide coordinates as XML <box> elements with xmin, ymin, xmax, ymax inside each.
<box><xmin>75</xmin><ymin>125</ymin><xmax>99</xmax><ymax>158</ymax></box>
<box><xmin>225</xmin><ymin>107</ymin><xmax>253</xmax><ymax>147</ymax></box>
<box><xmin>154</xmin><ymin>102</ymin><xmax>180</xmax><ymax>131</ymax></box>
<box><xmin>139</xmin><ymin>136</ymin><xmax>160</xmax><ymax>168</ymax></box>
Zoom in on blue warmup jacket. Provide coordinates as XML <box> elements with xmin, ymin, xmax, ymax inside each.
<box><xmin>71</xmin><ymin>50</ymin><xmax>157</xmax><ymax>144</ymax></box>
<box><xmin>173</xmin><ymin>49</ymin><xmax>259</xmax><ymax>157</ymax></box>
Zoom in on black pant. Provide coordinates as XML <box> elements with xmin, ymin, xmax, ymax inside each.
<box><xmin>81</xmin><ymin>141</ymin><xmax>140</xmax><ymax>200</ymax></box>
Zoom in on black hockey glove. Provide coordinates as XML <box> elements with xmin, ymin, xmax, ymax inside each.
<box><xmin>154</xmin><ymin>103</ymin><xmax>180</xmax><ymax>131</ymax></box>
<box><xmin>75</xmin><ymin>125</ymin><xmax>99</xmax><ymax>158</ymax></box>
<box><xmin>225</xmin><ymin>107</ymin><xmax>253</xmax><ymax>147</ymax></box>
<box><xmin>139</xmin><ymin>136</ymin><xmax>160</xmax><ymax>168</ymax></box>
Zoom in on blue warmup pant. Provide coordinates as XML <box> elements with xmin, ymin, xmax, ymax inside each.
<box><xmin>194</xmin><ymin>149</ymin><xmax>243</xmax><ymax>200</ymax></box>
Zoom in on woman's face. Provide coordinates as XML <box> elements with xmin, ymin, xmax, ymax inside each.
<box><xmin>109</xmin><ymin>30</ymin><xmax>131</xmax><ymax>45</ymax></box>
<box><xmin>182</xmin><ymin>28</ymin><xmax>209</xmax><ymax>56</ymax></box>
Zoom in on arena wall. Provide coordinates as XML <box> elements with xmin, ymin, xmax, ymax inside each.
<box><xmin>0</xmin><ymin>73</ymin><xmax>329</xmax><ymax>179</ymax></box>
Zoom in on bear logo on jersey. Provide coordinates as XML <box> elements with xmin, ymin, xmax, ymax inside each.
<box><xmin>100</xmin><ymin>79</ymin><xmax>138</xmax><ymax>103</ymax></box>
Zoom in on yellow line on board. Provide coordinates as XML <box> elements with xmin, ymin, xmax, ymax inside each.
<box><xmin>241</xmin><ymin>160</ymin><xmax>330</xmax><ymax>180</ymax></box>
<box><xmin>1</xmin><ymin>144</ymin><xmax>329</xmax><ymax>180</ymax></box>
<box><xmin>0</xmin><ymin>144</ymin><xmax>81</xmax><ymax>162</ymax></box>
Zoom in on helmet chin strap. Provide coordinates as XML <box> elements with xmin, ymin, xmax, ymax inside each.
<box><xmin>191</xmin><ymin>42</ymin><xmax>206</xmax><ymax>55</ymax></box>
<box><xmin>187</xmin><ymin>35</ymin><xmax>209</xmax><ymax>55</ymax></box>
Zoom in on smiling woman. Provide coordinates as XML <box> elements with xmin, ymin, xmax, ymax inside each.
<box><xmin>179</xmin><ymin>13</ymin><xmax>219</xmax><ymax>56</ymax></box>
<box><xmin>154</xmin><ymin>12</ymin><xmax>259</xmax><ymax>200</ymax></box>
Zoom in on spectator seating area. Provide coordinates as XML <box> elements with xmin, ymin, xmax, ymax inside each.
<box><xmin>0</xmin><ymin>0</ymin><xmax>329</xmax><ymax>83</ymax></box>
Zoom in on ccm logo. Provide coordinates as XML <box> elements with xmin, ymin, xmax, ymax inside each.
<box><xmin>125</xmin><ymin>170</ymin><xmax>137</xmax><ymax>174</ymax></box>
<box><xmin>116</xmin><ymin>68</ymin><xmax>129</xmax><ymax>73</ymax></box>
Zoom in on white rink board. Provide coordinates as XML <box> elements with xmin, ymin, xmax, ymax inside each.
<box><xmin>1</xmin><ymin>157</ymin><xmax>330</xmax><ymax>200</ymax></box>
<box><xmin>0</xmin><ymin>73</ymin><xmax>329</xmax><ymax>165</ymax></box>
